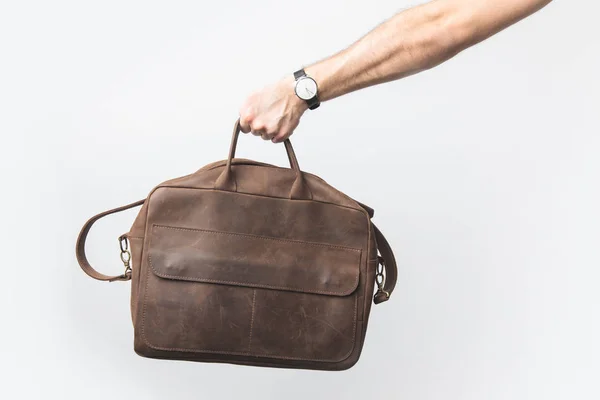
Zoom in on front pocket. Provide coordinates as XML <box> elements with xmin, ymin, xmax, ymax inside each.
<box><xmin>143</xmin><ymin>278</ymin><xmax>255</xmax><ymax>352</ymax></box>
<box><xmin>140</xmin><ymin>224</ymin><xmax>362</xmax><ymax>362</ymax></box>
<box><xmin>249</xmin><ymin>289</ymin><xmax>357</xmax><ymax>361</ymax></box>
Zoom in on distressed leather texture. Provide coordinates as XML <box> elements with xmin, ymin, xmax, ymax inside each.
<box><xmin>76</xmin><ymin>120</ymin><xmax>398</xmax><ymax>370</ymax></box>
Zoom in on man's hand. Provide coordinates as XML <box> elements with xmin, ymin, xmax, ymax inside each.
<box><xmin>239</xmin><ymin>76</ymin><xmax>308</xmax><ymax>143</ymax></box>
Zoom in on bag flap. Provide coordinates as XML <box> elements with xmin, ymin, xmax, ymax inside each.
<box><xmin>147</xmin><ymin>224</ymin><xmax>361</xmax><ymax>296</ymax></box>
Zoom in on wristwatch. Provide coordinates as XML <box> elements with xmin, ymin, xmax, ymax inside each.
<box><xmin>293</xmin><ymin>69</ymin><xmax>320</xmax><ymax>110</ymax></box>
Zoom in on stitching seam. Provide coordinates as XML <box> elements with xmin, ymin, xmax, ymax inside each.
<box><xmin>248</xmin><ymin>290</ymin><xmax>256</xmax><ymax>350</ymax></box>
<box><xmin>153</xmin><ymin>224</ymin><xmax>362</xmax><ymax>252</ymax></box>
<box><xmin>151</xmin><ymin>185</ymin><xmax>369</xmax><ymax>218</ymax></box>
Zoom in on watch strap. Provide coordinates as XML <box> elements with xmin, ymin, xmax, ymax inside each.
<box><xmin>306</xmin><ymin>96</ymin><xmax>320</xmax><ymax>110</ymax></box>
<box><xmin>293</xmin><ymin>69</ymin><xmax>306</xmax><ymax>80</ymax></box>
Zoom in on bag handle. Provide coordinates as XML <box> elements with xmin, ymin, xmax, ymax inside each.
<box><xmin>214</xmin><ymin>119</ymin><xmax>312</xmax><ymax>200</ymax></box>
<box><xmin>75</xmin><ymin>199</ymin><xmax>144</xmax><ymax>282</ymax></box>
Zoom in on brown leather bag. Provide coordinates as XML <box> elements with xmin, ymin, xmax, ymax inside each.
<box><xmin>76</xmin><ymin>120</ymin><xmax>397</xmax><ymax>370</ymax></box>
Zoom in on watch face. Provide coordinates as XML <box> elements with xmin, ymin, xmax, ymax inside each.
<box><xmin>295</xmin><ymin>77</ymin><xmax>318</xmax><ymax>100</ymax></box>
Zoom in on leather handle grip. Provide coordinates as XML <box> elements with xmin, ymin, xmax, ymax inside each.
<box><xmin>214</xmin><ymin>119</ymin><xmax>312</xmax><ymax>199</ymax></box>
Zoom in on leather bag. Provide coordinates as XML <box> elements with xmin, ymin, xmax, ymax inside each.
<box><xmin>75</xmin><ymin>120</ymin><xmax>398</xmax><ymax>370</ymax></box>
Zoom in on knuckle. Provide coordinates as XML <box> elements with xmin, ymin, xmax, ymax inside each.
<box><xmin>251</xmin><ymin>119</ymin><xmax>265</xmax><ymax>131</ymax></box>
<box><xmin>265</xmin><ymin>124</ymin><xmax>278</xmax><ymax>134</ymax></box>
<box><xmin>239</xmin><ymin>108</ymin><xmax>253</xmax><ymax>122</ymax></box>
<box><xmin>277</xmin><ymin>129</ymin><xmax>289</xmax><ymax>139</ymax></box>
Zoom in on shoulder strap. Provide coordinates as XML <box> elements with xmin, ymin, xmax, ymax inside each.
<box><xmin>75</xmin><ymin>199</ymin><xmax>145</xmax><ymax>282</ymax></box>
<box><xmin>355</xmin><ymin>200</ymin><xmax>398</xmax><ymax>304</ymax></box>
<box><xmin>372</xmin><ymin>223</ymin><xmax>398</xmax><ymax>304</ymax></box>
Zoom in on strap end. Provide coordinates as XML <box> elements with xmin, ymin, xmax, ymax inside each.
<box><xmin>108</xmin><ymin>273</ymin><xmax>132</xmax><ymax>282</ymax></box>
<box><xmin>373</xmin><ymin>289</ymin><xmax>390</xmax><ymax>304</ymax></box>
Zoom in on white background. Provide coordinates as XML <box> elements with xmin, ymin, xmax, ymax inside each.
<box><xmin>1</xmin><ymin>1</ymin><xmax>599</xmax><ymax>399</ymax></box>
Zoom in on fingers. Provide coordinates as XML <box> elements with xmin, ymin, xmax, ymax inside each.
<box><xmin>250</xmin><ymin>129</ymin><xmax>270</xmax><ymax>140</ymax></box>
<box><xmin>249</xmin><ymin>119</ymin><xmax>267</xmax><ymax>138</ymax></box>
<box><xmin>251</xmin><ymin>124</ymin><xmax>294</xmax><ymax>143</ymax></box>
<box><xmin>243</xmin><ymin>118</ymin><xmax>274</xmax><ymax>141</ymax></box>
<box><xmin>272</xmin><ymin>119</ymin><xmax>299</xmax><ymax>143</ymax></box>
<box><xmin>239</xmin><ymin>116</ymin><xmax>251</xmax><ymax>133</ymax></box>
<box><xmin>240</xmin><ymin>106</ymin><xmax>270</xmax><ymax>138</ymax></box>
<box><xmin>271</xmin><ymin>131</ymin><xmax>288</xmax><ymax>143</ymax></box>
<box><xmin>251</xmin><ymin>129</ymin><xmax>274</xmax><ymax>141</ymax></box>
<box><xmin>239</xmin><ymin>115</ymin><xmax>295</xmax><ymax>143</ymax></box>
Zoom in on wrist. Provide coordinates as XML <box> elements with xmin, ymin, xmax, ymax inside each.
<box><xmin>304</xmin><ymin>63</ymin><xmax>332</xmax><ymax>102</ymax></box>
<box><xmin>304</xmin><ymin>53</ymin><xmax>348</xmax><ymax>102</ymax></box>
<box><xmin>284</xmin><ymin>75</ymin><xmax>309</xmax><ymax>113</ymax></box>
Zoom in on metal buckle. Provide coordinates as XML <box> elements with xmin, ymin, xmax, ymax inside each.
<box><xmin>119</xmin><ymin>236</ymin><xmax>132</xmax><ymax>276</ymax></box>
<box><xmin>375</xmin><ymin>256</ymin><xmax>390</xmax><ymax>299</ymax></box>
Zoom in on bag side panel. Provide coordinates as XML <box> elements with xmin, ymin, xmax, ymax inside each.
<box><xmin>129</xmin><ymin>236</ymin><xmax>144</xmax><ymax>325</ymax></box>
<box><xmin>128</xmin><ymin>201</ymin><xmax>149</xmax><ymax>326</ymax></box>
<box><xmin>359</xmin><ymin>225</ymin><xmax>378</xmax><ymax>343</ymax></box>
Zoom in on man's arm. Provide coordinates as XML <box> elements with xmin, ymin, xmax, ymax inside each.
<box><xmin>239</xmin><ymin>0</ymin><xmax>552</xmax><ymax>142</ymax></box>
